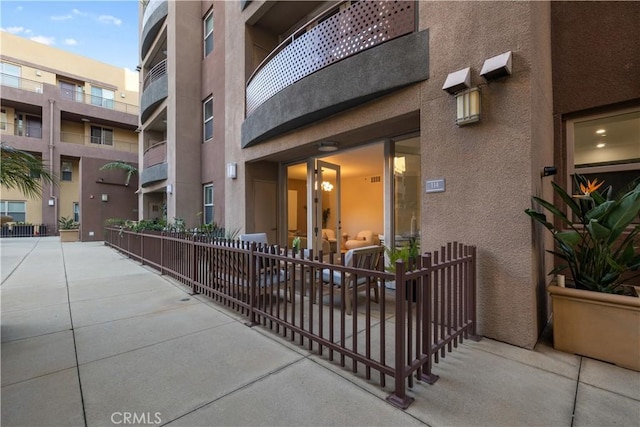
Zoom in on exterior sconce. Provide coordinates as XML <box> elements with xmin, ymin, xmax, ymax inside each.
<box><xmin>166</xmin><ymin>184</ymin><xmax>173</xmax><ymax>194</ymax></box>
<box><xmin>227</xmin><ymin>162</ymin><xmax>237</xmax><ymax>179</ymax></box>
<box><xmin>543</xmin><ymin>166</ymin><xmax>557</xmax><ymax>177</ymax></box>
<box><xmin>101</xmin><ymin>194</ymin><xmax>109</xmax><ymax>202</ymax></box>
<box><xmin>455</xmin><ymin>88</ymin><xmax>481</xmax><ymax>126</ymax></box>
<box><xmin>48</xmin><ymin>198</ymin><xmax>55</xmax><ymax>206</ymax></box>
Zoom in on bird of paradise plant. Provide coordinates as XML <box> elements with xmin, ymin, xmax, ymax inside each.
<box><xmin>525</xmin><ymin>175</ymin><xmax>640</xmax><ymax>294</ymax></box>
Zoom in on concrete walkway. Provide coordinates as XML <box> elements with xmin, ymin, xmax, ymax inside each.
<box><xmin>1</xmin><ymin>237</ymin><xmax>638</xmax><ymax>427</ymax></box>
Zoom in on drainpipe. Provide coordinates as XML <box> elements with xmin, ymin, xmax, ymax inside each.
<box><xmin>48</xmin><ymin>99</ymin><xmax>58</xmax><ymax>232</ymax></box>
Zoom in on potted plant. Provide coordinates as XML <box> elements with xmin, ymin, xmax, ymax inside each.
<box><xmin>525</xmin><ymin>176</ymin><xmax>640</xmax><ymax>370</ymax></box>
<box><xmin>59</xmin><ymin>216</ymin><xmax>79</xmax><ymax>242</ymax></box>
<box><xmin>384</xmin><ymin>237</ymin><xmax>420</xmax><ymax>299</ymax></box>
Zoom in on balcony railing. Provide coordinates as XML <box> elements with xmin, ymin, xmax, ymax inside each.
<box><xmin>58</xmin><ymin>89</ymin><xmax>139</xmax><ymax>115</ymax></box>
<box><xmin>0</xmin><ymin>73</ymin><xmax>43</xmax><ymax>94</ymax></box>
<box><xmin>246</xmin><ymin>0</ymin><xmax>415</xmax><ymax>115</ymax></box>
<box><xmin>143</xmin><ymin>140</ymin><xmax>167</xmax><ymax>168</ymax></box>
<box><xmin>143</xmin><ymin>60</ymin><xmax>167</xmax><ymax>91</ymax></box>
<box><xmin>142</xmin><ymin>0</ymin><xmax>165</xmax><ymax>28</ymax></box>
<box><xmin>0</xmin><ymin>122</ymin><xmax>43</xmax><ymax>139</ymax></box>
<box><xmin>60</xmin><ymin>131</ymin><xmax>138</xmax><ymax>153</ymax></box>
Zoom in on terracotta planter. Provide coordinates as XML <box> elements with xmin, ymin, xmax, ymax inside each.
<box><xmin>549</xmin><ymin>285</ymin><xmax>640</xmax><ymax>371</ymax></box>
<box><xmin>59</xmin><ymin>229</ymin><xmax>79</xmax><ymax>242</ymax></box>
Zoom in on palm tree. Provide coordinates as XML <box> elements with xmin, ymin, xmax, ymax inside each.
<box><xmin>0</xmin><ymin>143</ymin><xmax>55</xmax><ymax>199</ymax></box>
<box><xmin>99</xmin><ymin>161</ymin><xmax>138</xmax><ymax>186</ymax></box>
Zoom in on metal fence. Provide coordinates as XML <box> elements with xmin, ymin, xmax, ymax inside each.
<box><xmin>1</xmin><ymin>224</ymin><xmax>56</xmax><ymax>238</ymax></box>
<box><xmin>104</xmin><ymin>227</ymin><xmax>478</xmax><ymax>408</ymax></box>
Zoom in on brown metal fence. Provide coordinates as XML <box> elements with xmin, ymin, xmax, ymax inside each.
<box><xmin>104</xmin><ymin>227</ymin><xmax>478</xmax><ymax>408</ymax></box>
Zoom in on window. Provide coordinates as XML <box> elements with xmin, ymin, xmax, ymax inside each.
<box><xmin>90</xmin><ymin>126</ymin><xmax>114</xmax><ymax>146</ymax></box>
<box><xmin>1</xmin><ymin>109</ymin><xmax>6</xmax><ymax>130</ymax></box>
<box><xmin>61</xmin><ymin>161</ymin><xmax>73</xmax><ymax>181</ymax></box>
<box><xmin>0</xmin><ymin>201</ymin><xmax>26</xmax><ymax>222</ymax></box>
<box><xmin>91</xmin><ymin>86</ymin><xmax>115</xmax><ymax>109</ymax></box>
<box><xmin>203</xmin><ymin>184</ymin><xmax>213</xmax><ymax>224</ymax></box>
<box><xmin>59</xmin><ymin>81</ymin><xmax>83</xmax><ymax>102</ymax></box>
<box><xmin>73</xmin><ymin>202</ymin><xmax>80</xmax><ymax>223</ymax></box>
<box><xmin>203</xmin><ymin>97</ymin><xmax>213</xmax><ymax>141</ymax></box>
<box><xmin>1</xmin><ymin>62</ymin><xmax>21</xmax><ymax>88</ymax></box>
<box><xmin>204</xmin><ymin>11</ymin><xmax>214</xmax><ymax>57</ymax></box>
<box><xmin>568</xmin><ymin>108</ymin><xmax>640</xmax><ymax>196</ymax></box>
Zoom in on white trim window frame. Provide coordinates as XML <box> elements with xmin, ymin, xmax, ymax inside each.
<box><xmin>1</xmin><ymin>200</ymin><xmax>26</xmax><ymax>222</ymax></box>
<box><xmin>90</xmin><ymin>125</ymin><xmax>114</xmax><ymax>146</ymax></box>
<box><xmin>204</xmin><ymin>10</ymin><xmax>214</xmax><ymax>57</ymax></box>
<box><xmin>566</xmin><ymin>107</ymin><xmax>640</xmax><ymax>221</ymax></box>
<box><xmin>203</xmin><ymin>97</ymin><xmax>213</xmax><ymax>141</ymax></box>
<box><xmin>61</xmin><ymin>161</ymin><xmax>73</xmax><ymax>181</ymax></box>
<box><xmin>203</xmin><ymin>184</ymin><xmax>213</xmax><ymax>224</ymax></box>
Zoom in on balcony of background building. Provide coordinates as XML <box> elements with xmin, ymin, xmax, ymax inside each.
<box><xmin>141</xmin><ymin>0</ymin><xmax>168</xmax><ymax>60</ymax></box>
<box><xmin>60</xmin><ymin>131</ymin><xmax>138</xmax><ymax>153</ymax></box>
<box><xmin>0</xmin><ymin>73</ymin><xmax>43</xmax><ymax>94</ymax></box>
<box><xmin>0</xmin><ymin>122</ymin><xmax>42</xmax><ymax>139</ymax></box>
<box><xmin>245</xmin><ymin>0</ymin><xmax>416</xmax><ymax>116</ymax></box>
<box><xmin>143</xmin><ymin>140</ymin><xmax>167</xmax><ymax>169</ymax></box>
<box><xmin>141</xmin><ymin>59</ymin><xmax>168</xmax><ymax>123</ymax></box>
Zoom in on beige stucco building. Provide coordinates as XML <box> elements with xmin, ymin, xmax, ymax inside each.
<box><xmin>1</xmin><ymin>31</ymin><xmax>140</xmax><ymax>240</ymax></box>
<box><xmin>138</xmin><ymin>0</ymin><xmax>639</xmax><ymax>348</ymax></box>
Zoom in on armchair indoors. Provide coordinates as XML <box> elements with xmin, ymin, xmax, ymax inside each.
<box><xmin>344</xmin><ymin>230</ymin><xmax>379</xmax><ymax>250</ymax></box>
<box><xmin>322</xmin><ymin>229</ymin><xmax>338</xmax><ymax>252</ymax></box>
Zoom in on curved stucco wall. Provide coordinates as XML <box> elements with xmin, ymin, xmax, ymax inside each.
<box><xmin>141</xmin><ymin>0</ymin><xmax>168</xmax><ymax>59</ymax></box>
<box><xmin>140</xmin><ymin>74</ymin><xmax>168</xmax><ymax>123</ymax></box>
<box><xmin>241</xmin><ymin>31</ymin><xmax>429</xmax><ymax>147</ymax></box>
<box><xmin>140</xmin><ymin>162</ymin><xmax>168</xmax><ymax>187</ymax></box>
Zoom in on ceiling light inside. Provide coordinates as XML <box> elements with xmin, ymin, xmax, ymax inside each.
<box><xmin>596</xmin><ymin>129</ymin><xmax>606</xmax><ymax>134</ymax></box>
<box><xmin>596</xmin><ymin>143</ymin><xmax>606</xmax><ymax>148</ymax></box>
<box><xmin>318</xmin><ymin>141</ymin><xmax>338</xmax><ymax>152</ymax></box>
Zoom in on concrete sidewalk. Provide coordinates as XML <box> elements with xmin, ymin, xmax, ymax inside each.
<box><xmin>1</xmin><ymin>237</ymin><xmax>638</xmax><ymax>427</ymax></box>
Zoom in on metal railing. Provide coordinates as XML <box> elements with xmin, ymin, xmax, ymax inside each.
<box><xmin>246</xmin><ymin>0</ymin><xmax>416</xmax><ymax>115</ymax></box>
<box><xmin>143</xmin><ymin>141</ymin><xmax>167</xmax><ymax>168</ymax></box>
<box><xmin>143</xmin><ymin>59</ymin><xmax>167</xmax><ymax>91</ymax></box>
<box><xmin>0</xmin><ymin>224</ymin><xmax>56</xmax><ymax>238</ymax></box>
<box><xmin>0</xmin><ymin>122</ymin><xmax>43</xmax><ymax>139</ymax></box>
<box><xmin>104</xmin><ymin>228</ymin><xmax>477</xmax><ymax>408</ymax></box>
<box><xmin>60</xmin><ymin>132</ymin><xmax>138</xmax><ymax>153</ymax></box>
<box><xmin>58</xmin><ymin>89</ymin><xmax>139</xmax><ymax>115</ymax></box>
<box><xmin>0</xmin><ymin>73</ymin><xmax>43</xmax><ymax>93</ymax></box>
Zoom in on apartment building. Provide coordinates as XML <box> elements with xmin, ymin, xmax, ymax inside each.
<box><xmin>138</xmin><ymin>0</ymin><xmax>639</xmax><ymax>348</ymax></box>
<box><xmin>0</xmin><ymin>32</ymin><xmax>140</xmax><ymax>241</ymax></box>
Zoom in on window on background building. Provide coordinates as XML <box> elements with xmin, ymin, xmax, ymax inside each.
<box><xmin>204</xmin><ymin>11</ymin><xmax>214</xmax><ymax>57</ymax></box>
<box><xmin>568</xmin><ymin>108</ymin><xmax>640</xmax><ymax>197</ymax></box>
<box><xmin>61</xmin><ymin>161</ymin><xmax>73</xmax><ymax>181</ymax></box>
<box><xmin>0</xmin><ymin>201</ymin><xmax>26</xmax><ymax>222</ymax></box>
<box><xmin>203</xmin><ymin>184</ymin><xmax>213</xmax><ymax>224</ymax></box>
<box><xmin>59</xmin><ymin>80</ymin><xmax>83</xmax><ymax>102</ymax></box>
<box><xmin>1</xmin><ymin>109</ymin><xmax>6</xmax><ymax>130</ymax></box>
<box><xmin>91</xmin><ymin>86</ymin><xmax>115</xmax><ymax>109</ymax></box>
<box><xmin>0</xmin><ymin>62</ymin><xmax>21</xmax><ymax>88</ymax></box>
<box><xmin>203</xmin><ymin>97</ymin><xmax>213</xmax><ymax>141</ymax></box>
<box><xmin>73</xmin><ymin>202</ymin><xmax>80</xmax><ymax>223</ymax></box>
<box><xmin>90</xmin><ymin>126</ymin><xmax>114</xmax><ymax>146</ymax></box>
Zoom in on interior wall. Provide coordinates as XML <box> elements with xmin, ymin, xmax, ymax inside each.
<box><xmin>341</xmin><ymin>175</ymin><xmax>383</xmax><ymax>239</ymax></box>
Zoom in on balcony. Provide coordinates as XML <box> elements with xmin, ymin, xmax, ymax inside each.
<box><xmin>58</xmin><ymin>89</ymin><xmax>139</xmax><ymax>115</ymax></box>
<box><xmin>0</xmin><ymin>73</ymin><xmax>43</xmax><ymax>93</ymax></box>
<box><xmin>0</xmin><ymin>122</ymin><xmax>42</xmax><ymax>139</ymax></box>
<box><xmin>141</xmin><ymin>60</ymin><xmax>168</xmax><ymax>123</ymax></box>
<box><xmin>242</xmin><ymin>0</ymin><xmax>428</xmax><ymax>147</ymax></box>
<box><xmin>246</xmin><ymin>1</ymin><xmax>416</xmax><ymax>115</ymax></box>
<box><xmin>141</xmin><ymin>0</ymin><xmax>168</xmax><ymax>59</ymax></box>
<box><xmin>143</xmin><ymin>140</ymin><xmax>167</xmax><ymax>169</ymax></box>
<box><xmin>60</xmin><ymin>131</ymin><xmax>138</xmax><ymax>153</ymax></box>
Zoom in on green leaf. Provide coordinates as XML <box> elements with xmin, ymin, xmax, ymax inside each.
<box><xmin>552</xmin><ymin>181</ymin><xmax>581</xmax><ymax>218</ymax></box>
<box><xmin>524</xmin><ymin>209</ymin><xmax>553</xmax><ymax>231</ymax></box>
<box><xmin>586</xmin><ymin>220</ymin><xmax>610</xmax><ymax>241</ymax></box>
<box><xmin>586</xmin><ymin>200</ymin><xmax>615</xmax><ymax>221</ymax></box>
<box><xmin>603</xmin><ymin>189</ymin><xmax>640</xmax><ymax>243</ymax></box>
<box><xmin>530</xmin><ymin>196</ymin><xmax>573</xmax><ymax>227</ymax></box>
<box><xmin>555</xmin><ymin>231</ymin><xmax>581</xmax><ymax>247</ymax></box>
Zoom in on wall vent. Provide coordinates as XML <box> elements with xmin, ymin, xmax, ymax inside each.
<box><xmin>370</xmin><ymin>176</ymin><xmax>381</xmax><ymax>183</ymax></box>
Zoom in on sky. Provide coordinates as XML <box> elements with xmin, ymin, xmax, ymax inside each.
<box><xmin>1</xmin><ymin>0</ymin><xmax>140</xmax><ymax>70</ymax></box>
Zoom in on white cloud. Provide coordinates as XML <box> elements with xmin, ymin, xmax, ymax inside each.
<box><xmin>51</xmin><ymin>14</ymin><xmax>73</xmax><ymax>21</ymax></box>
<box><xmin>5</xmin><ymin>26</ymin><xmax>25</xmax><ymax>34</ymax></box>
<box><xmin>64</xmin><ymin>38</ymin><xmax>78</xmax><ymax>46</ymax></box>
<box><xmin>72</xmin><ymin>9</ymin><xmax>87</xmax><ymax>16</ymax></box>
<box><xmin>30</xmin><ymin>36</ymin><xmax>55</xmax><ymax>46</ymax></box>
<box><xmin>98</xmin><ymin>15</ymin><xmax>122</xmax><ymax>26</ymax></box>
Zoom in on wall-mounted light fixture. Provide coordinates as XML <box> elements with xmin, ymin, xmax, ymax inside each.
<box><xmin>166</xmin><ymin>184</ymin><xmax>173</xmax><ymax>194</ymax></box>
<box><xmin>101</xmin><ymin>193</ymin><xmax>109</xmax><ymax>202</ymax></box>
<box><xmin>48</xmin><ymin>198</ymin><xmax>55</xmax><ymax>206</ymax></box>
<box><xmin>455</xmin><ymin>87</ymin><xmax>481</xmax><ymax>126</ymax></box>
<box><xmin>543</xmin><ymin>166</ymin><xmax>557</xmax><ymax>177</ymax></box>
<box><xmin>318</xmin><ymin>141</ymin><xmax>338</xmax><ymax>152</ymax></box>
<box><xmin>227</xmin><ymin>162</ymin><xmax>237</xmax><ymax>179</ymax></box>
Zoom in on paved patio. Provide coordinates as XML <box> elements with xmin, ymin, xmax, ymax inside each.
<box><xmin>1</xmin><ymin>237</ymin><xmax>638</xmax><ymax>426</ymax></box>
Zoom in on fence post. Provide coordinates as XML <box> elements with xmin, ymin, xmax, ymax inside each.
<box><xmin>386</xmin><ymin>260</ymin><xmax>414</xmax><ymax>409</ymax></box>
<box><xmin>141</xmin><ymin>233</ymin><xmax>145</xmax><ymax>266</ymax></box>
<box><xmin>248</xmin><ymin>242</ymin><xmax>258</xmax><ymax>326</ymax></box>
<box><xmin>191</xmin><ymin>235</ymin><xmax>198</xmax><ymax>294</ymax></box>
<box><xmin>469</xmin><ymin>245</ymin><xmax>481</xmax><ymax>341</ymax></box>
<box><xmin>420</xmin><ymin>253</ymin><xmax>439</xmax><ymax>384</ymax></box>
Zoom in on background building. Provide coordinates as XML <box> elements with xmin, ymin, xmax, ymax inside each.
<box><xmin>137</xmin><ymin>0</ymin><xmax>639</xmax><ymax>348</ymax></box>
<box><xmin>0</xmin><ymin>31</ymin><xmax>140</xmax><ymax>241</ymax></box>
